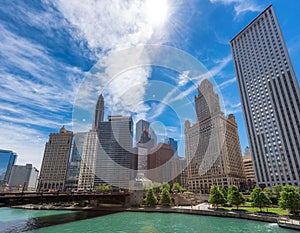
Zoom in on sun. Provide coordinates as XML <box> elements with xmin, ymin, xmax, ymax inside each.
<box><xmin>145</xmin><ymin>0</ymin><xmax>169</xmax><ymax>26</ymax></box>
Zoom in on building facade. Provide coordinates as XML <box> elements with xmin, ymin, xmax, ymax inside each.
<box><xmin>8</xmin><ymin>164</ymin><xmax>39</xmax><ymax>191</ymax></box>
<box><xmin>92</xmin><ymin>94</ymin><xmax>104</xmax><ymax>131</ymax></box>
<box><xmin>243</xmin><ymin>147</ymin><xmax>256</xmax><ymax>190</ymax></box>
<box><xmin>147</xmin><ymin>143</ymin><xmax>174</xmax><ymax>183</ymax></box>
<box><xmin>38</xmin><ymin>126</ymin><xmax>73</xmax><ymax>191</ymax></box>
<box><xmin>135</xmin><ymin>119</ymin><xmax>157</xmax><ymax>148</ymax></box>
<box><xmin>65</xmin><ymin>132</ymin><xmax>86</xmax><ymax>191</ymax></box>
<box><xmin>231</xmin><ymin>5</ymin><xmax>300</xmax><ymax>187</ymax></box>
<box><xmin>95</xmin><ymin>116</ymin><xmax>135</xmax><ymax>190</ymax></box>
<box><xmin>164</xmin><ymin>137</ymin><xmax>178</xmax><ymax>156</ymax></box>
<box><xmin>0</xmin><ymin>149</ymin><xmax>17</xmax><ymax>186</ymax></box>
<box><xmin>185</xmin><ymin>79</ymin><xmax>245</xmax><ymax>194</ymax></box>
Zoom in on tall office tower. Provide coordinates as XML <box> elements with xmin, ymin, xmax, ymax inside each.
<box><xmin>0</xmin><ymin>149</ymin><xmax>17</xmax><ymax>185</ymax></box>
<box><xmin>95</xmin><ymin>116</ymin><xmax>135</xmax><ymax>190</ymax></box>
<box><xmin>38</xmin><ymin>126</ymin><xmax>73</xmax><ymax>191</ymax></box>
<box><xmin>135</xmin><ymin>119</ymin><xmax>157</xmax><ymax>148</ymax></box>
<box><xmin>164</xmin><ymin>137</ymin><xmax>178</xmax><ymax>156</ymax></box>
<box><xmin>231</xmin><ymin>5</ymin><xmax>300</xmax><ymax>187</ymax></box>
<box><xmin>92</xmin><ymin>94</ymin><xmax>104</xmax><ymax>131</ymax></box>
<box><xmin>185</xmin><ymin>79</ymin><xmax>245</xmax><ymax>194</ymax></box>
<box><xmin>8</xmin><ymin>164</ymin><xmax>39</xmax><ymax>191</ymax></box>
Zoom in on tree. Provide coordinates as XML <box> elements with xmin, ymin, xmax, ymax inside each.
<box><xmin>251</xmin><ymin>186</ymin><xmax>272</xmax><ymax>212</ymax></box>
<box><xmin>160</xmin><ymin>183</ymin><xmax>170</xmax><ymax>192</ymax></box>
<box><xmin>209</xmin><ymin>186</ymin><xmax>226</xmax><ymax>207</ymax></box>
<box><xmin>160</xmin><ymin>187</ymin><xmax>172</xmax><ymax>206</ymax></box>
<box><xmin>95</xmin><ymin>184</ymin><xmax>112</xmax><ymax>193</ymax></box>
<box><xmin>219</xmin><ymin>187</ymin><xmax>228</xmax><ymax>202</ymax></box>
<box><xmin>144</xmin><ymin>188</ymin><xmax>158</xmax><ymax>206</ymax></box>
<box><xmin>228</xmin><ymin>185</ymin><xmax>245</xmax><ymax>209</ymax></box>
<box><xmin>171</xmin><ymin>183</ymin><xmax>185</xmax><ymax>193</ymax></box>
<box><xmin>263</xmin><ymin>187</ymin><xmax>272</xmax><ymax>199</ymax></box>
<box><xmin>272</xmin><ymin>184</ymin><xmax>282</xmax><ymax>204</ymax></box>
<box><xmin>279</xmin><ymin>185</ymin><xmax>300</xmax><ymax>214</ymax></box>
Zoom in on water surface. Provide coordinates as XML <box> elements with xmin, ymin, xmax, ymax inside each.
<box><xmin>0</xmin><ymin>208</ymin><xmax>298</xmax><ymax>233</ymax></box>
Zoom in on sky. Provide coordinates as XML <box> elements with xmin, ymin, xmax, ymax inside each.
<box><xmin>0</xmin><ymin>0</ymin><xmax>300</xmax><ymax>170</ymax></box>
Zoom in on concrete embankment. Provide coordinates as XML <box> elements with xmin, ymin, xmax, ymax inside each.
<box><xmin>126</xmin><ymin>207</ymin><xmax>279</xmax><ymax>223</ymax></box>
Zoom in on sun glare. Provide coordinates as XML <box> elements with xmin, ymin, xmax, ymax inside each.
<box><xmin>146</xmin><ymin>0</ymin><xmax>169</xmax><ymax>26</ymax></box>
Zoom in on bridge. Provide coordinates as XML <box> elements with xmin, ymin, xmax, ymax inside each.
<box><xmin>0</xmin><ymin>192</ymin><xmax>131</xmax><ymax>207</ymax></box>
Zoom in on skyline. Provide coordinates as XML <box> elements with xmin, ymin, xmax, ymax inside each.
<box><xmin>1</xmin><ymin>1</ymin><xmax>300</xmax><ymax>169</ymax></box>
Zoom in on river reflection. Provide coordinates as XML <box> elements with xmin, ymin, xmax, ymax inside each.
<box><xmin>1</xmin><ymin>209</ymin><xmax>118</xmax><ymax>233</ymax></box>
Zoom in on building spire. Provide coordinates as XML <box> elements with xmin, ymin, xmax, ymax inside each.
<box><xmin>92</xmin><ymin>94</ymin><xmax>104</xmax><ymax>130</ymax></box>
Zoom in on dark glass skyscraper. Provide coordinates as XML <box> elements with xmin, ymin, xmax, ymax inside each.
<box><xmin>0</xmin><ymin>149</ymin><xmax>17</xmax><ymax>185</ymax></box>
<box><xmin>231</xmin><ymin>5</ymin><xmax>300</xmax><ymax>187</ymax></box>
<box><xmin>164</xmin><ymin>137</ymin><xmax>178</xmax><ymax>156</ymax></box>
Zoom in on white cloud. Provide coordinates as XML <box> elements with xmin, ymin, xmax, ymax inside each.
<box><xmin>52</xmin><ymin>0</ymin><xmax>162</xmax><ymax>53</ymax></box>
<box><xmin>52</xmin><ymin>1</ymin><xmax>173</xmax><ymax>129</ymax></box>
<box><xmin>0</xmin><ymin>122</ymin><xmax>47</xmax><ymax>169</ymax></box>
<box><xmin>178</xmin><ymin>70</ymin><xmax>190</xmax><ymax>86</ymax></box>
<box><xmin>218</xmin><ymin>77</ymin><xmax>236</xmax><ymax>89</ymax></box>
<box><xmin>210</xmin><ymin>0</ymin><xmax>263</xmax><ymax>16</ymax></box>
<box><xmin>224</xmin><ymin>100</ymin><xmax>242</xmax><ymax>114</ymax></box>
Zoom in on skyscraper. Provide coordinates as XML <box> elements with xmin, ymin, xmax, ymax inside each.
<box><xmin>78</xmin><ymin>94</ymin><xmax>104</xmax><ymax>191</ymax></box>
<box><xmin>38</xmin><ymin>126</ymin><xmax>73</xmax><ymax>191</ymax></box>
<box><xmin>65</xmin><ymin>132</ymin><xmax>86</xmax><ymax>191</ymax></box>
<box><xmin>0</xmin><ymin>149</ymin><xmax>17</xmax><ymax>185</ymax></box>
<box><xmin>164</xmin><ymin>137</ymin><xmax>178</xmax><ymax>156</ymax></box>
<box><xmin>231</xmin><ymin>5</ymin><xmax>300</xmax><ymax>187</ymax></box>
<box><xmin>135</xmin><ymin>119</ymin><xmax>157</xmax><ymax>148</ymax></box>
<box><xmin>185</xmin><ymin>79</ymin><xmax>245</xmax><ymax>194</ymax></box>
<box><xmin>147</xmin><ymin>143</ymin><xmax>174</xmax><ymax>183</ymax></box>
<box><xmin>242</xmin><ymin>147</ymin><xmax>256</xmax><ymax>190</ymax></box>
<box><xmin>8</xmin><ymin>164</ymin><xmax>39</xmax><ymax>191</ymax></box>
<box><xmin>94</xmin><ymin>116</ymin><xmax>135</xmax><ymax>190</ymax></box>
<box><xmin>92</xmin><ymin>94</ymin><xmax>104</xmax><ymax>131</ymax></box>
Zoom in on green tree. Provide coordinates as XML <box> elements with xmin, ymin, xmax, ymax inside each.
<box><xmin>160</xmin><ymin>187</ymin><xmax>172</xmax><ymax>206</ymax></box>
<box><xmin>209</xmin><ymin>186</ymin><xmax>226</xmax><ymax>207</ymax></box>
<box><xmin>279</xmin><ymin>185</ymin><xmax>300</xmax><ymax>214</ymax></box>
<box><xmin>171</xmin><ymin>183</ymin><xmax>185</xmax><ymax>193</ymax></box>
<box><xmin>219</xmin><ymin>187</ymin><xmax>228</xmax><ymax>202</ymax></box>
<box><xmin>96</xmin><ymin>184</ymin><xmax>112</xmax><ymax>193</ymax></box>
<box><xmin>272</xmin><ymin>184</ymin><xmax>282</xmax><ymax>204</ymax></box>
<box><xmin>228</xmin><ymin>185</ymin><xmax>245</xmax><ymax>209</ymax></box>
<box><xmin>160</xmin><ymin>183</ymin><xmax>170</xmax><ymax>192</ymax></box>
<box><xmin>251</xmin><ymin>186</ymin><xmax>272</xmax><ymax>212</ymax></box>
<box><xmin>144</xmin><ymin>188</ymin><xmax>158</xmax><ymax>206</ymax></box>
<box><xmin>263</xmin><ymin>187</ymin><xmax>272</xmax><ymax>199</ymax></box>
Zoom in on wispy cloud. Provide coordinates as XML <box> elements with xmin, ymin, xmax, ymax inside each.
<box><xmin>178</xmin><ymin>70</ymin><xmax>191</xmax><ymax>86</ymax></box>
<box><xmin>210</xmin><ymin>0</ymin><xmax>263</xmax><ymax>16</ymax></box>
<box><xmin>52</xmin><ymin>1</ymin><xmax>173</xmax><ymax>129</ymax></box>
<box><xmin>219</xmin><ymin>77</ymin><xmax>236</xmax><ymax>89</ymax></box>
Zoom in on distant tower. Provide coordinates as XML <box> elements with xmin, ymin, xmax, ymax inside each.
<box><xmin>136</xmin><ymin>119</ymin><xmax>157</xmax><ymax>148</ymax></box>
<box><xmin>92</xmin><ymin>94</ymin><xmax>104</xmax><ymax>131</ymax></box>
<box><xmin>164</xmin><ymin>137</ymin><xmax>178</xmax><ymax>156</ymax></box>
<box><xmin>0</xmin><ymin>149</ymin><xmax>17</xmax><ymax>185</ymax></box>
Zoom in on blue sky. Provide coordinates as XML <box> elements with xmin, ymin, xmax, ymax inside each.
<box><xmin>0</xmin><ymin>0</ymin><xmax>299</xmax><ymax>169</ymax></box>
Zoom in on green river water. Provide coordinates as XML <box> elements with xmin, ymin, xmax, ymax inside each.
<box><xmin>0</xmin><ymin>207</ymin><xmax>298</xmax><ymax>233</ymax></box>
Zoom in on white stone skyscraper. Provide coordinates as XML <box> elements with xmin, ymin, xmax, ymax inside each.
<box><xmin>185</xmin><ymin>80</ymin><xmax>245</xmax><ymax>194</ymax></box>
<box><xmin>92</xmin><ymin>94</ymin><xmax>104</xmax><ymax>131</ymax></box>
<box><xmin>231</xmin><ymin>5</ymin><xmax>300</xmax><ymax>187</ymax></box>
